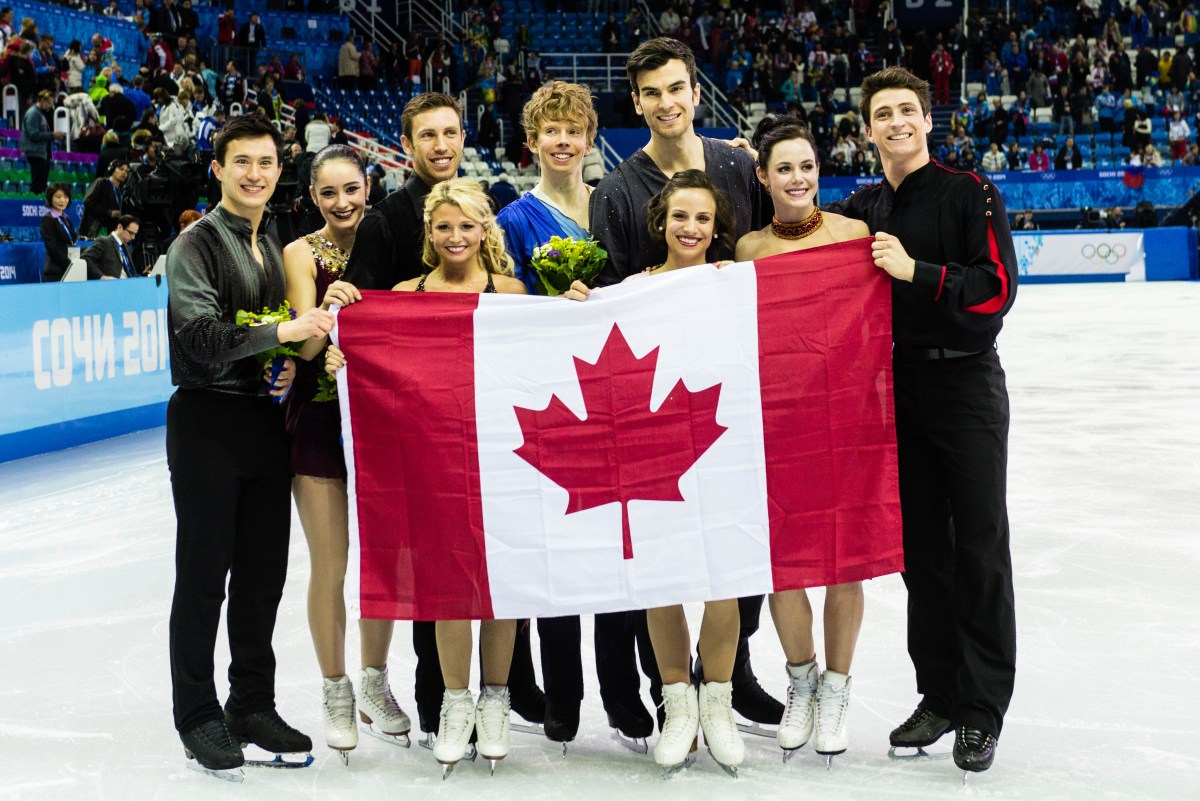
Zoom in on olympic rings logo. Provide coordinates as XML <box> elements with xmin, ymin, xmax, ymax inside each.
<box><xmin>1081</xmin><ymin>243</ymin><xmax>1128</xmax><ymax>264</ymax></box>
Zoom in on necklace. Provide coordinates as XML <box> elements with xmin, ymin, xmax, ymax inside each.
<box><xmin>771</xmin><ymin>208</ymin><xmax>823</xmax><ymax>240</ymax></box>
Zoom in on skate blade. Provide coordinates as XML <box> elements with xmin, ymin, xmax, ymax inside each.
<box><xmin>660</xmin><ymin>752</ymin><xmax>696</xmax><ymax>779</ymax></box>
<box><xmin>242</xmin><ymin>743</ymin><xmax>314</xmax><ymax>768</ymax></box>
<box><xmin>610</xmin><ymin>729</ymin><xmax>649</xmax><ymax>755</ymax></box>
<box><xmin>736</xmin><ymin>721</ymin><xmax>778</xmax><ymax>739</ymax></box>
<box><xmin>706</xmin><ymin>747</ymin><xmax>739</xmax><ymax>778</ymax></box>
<box><xmin>888</xmin><ymin>745</ymin><xmax>952</xmax><ymax>761</ymax></box>
<box><xmin>782</xmin><ymin>745</ymin><xmax>806</xmax><ymax>763</ymax></box>
<box><xmin>510</xmin><ymin>721</ymin><xmax>545</xmax><ymax>736</ymax></box>
<box><xmin>185</xmin><ymin>760</ymin><xmax>245</xmax><ymax>782</ymax></box>
<box><xmin>817</xmin><ymin>751</ymin><xmax>846</xmax><ymax>770</ymax></box>
<box><xmin>361</xmin><ymin>723</ymin><xmax>412</xmax><ymax>748</ymax></box>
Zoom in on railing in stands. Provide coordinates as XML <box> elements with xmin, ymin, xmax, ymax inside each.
<box><xmin>528</xmin><ymin>52</ymin><xmax>630</xmax><ymax>93</ymax></box>
<box><xmin>347</xmin><ymin>3</ymin><xmax>408</xmax><ymax>54</ymax></box>
<box><xmin>345</xmin><ymin>130</ymin><xmax>413</xmax><ymax>187</ymax></box>
<box><xmin>634</xmin><ymin>6</ymin><xmax>752</xmax><ymax>136</ymax></box>
<box><xmin>400</xmin><ymin>0</ymin><xmax>463</xmax><ymax>42</ymax></box>
<box><xmin>596</xmin><ymin>134</ymin><xmax>623</xmax><ymax>173</ymax></box>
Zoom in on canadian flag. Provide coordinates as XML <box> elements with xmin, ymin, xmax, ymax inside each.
<box><xmin>335</xmin><ymin>239</ymin><xmax>903</xmax><ymax>621</ymax></box>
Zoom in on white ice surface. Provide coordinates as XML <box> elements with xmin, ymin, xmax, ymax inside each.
<box><xmin>1</xmin><ymin>281</ymin><xmax>1198</xmax><ymax>800</ymax></box>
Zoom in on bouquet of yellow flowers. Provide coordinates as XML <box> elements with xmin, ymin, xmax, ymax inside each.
<box><xmin>529</xmin><ymin>235</ymin><xmax>608</xmax><ymax>296</ymax></box>
<box><xmin>236</xmin><ymin>301</ymin><xmax>300</xmax><ymax>403</ymax></box>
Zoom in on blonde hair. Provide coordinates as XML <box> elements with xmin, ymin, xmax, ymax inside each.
<box><xmin>421</xmin><ymin>177</ymin><xmax>514</xmax><ymax>277</ymax></box>
<box><xmin>521</xmin><ymin>80</ymin><xmax>598</xmax><ymax>146</ymax></box>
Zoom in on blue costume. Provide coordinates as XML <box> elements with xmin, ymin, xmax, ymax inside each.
<box><xmin>497</xmin><ymin>189</ymin><xmax>588</xmax><ymax>294</ymax></box>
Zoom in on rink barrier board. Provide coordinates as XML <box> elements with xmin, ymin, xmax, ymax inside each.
<box><xmin>0</xmin><ymin>227</ymin><xmax>1196</xmax><ymax>463</ymax></box>
<box><xmin>0</xmin><ymin>277</ymin><xmax>173</xmax><ymax>463</ymax></box>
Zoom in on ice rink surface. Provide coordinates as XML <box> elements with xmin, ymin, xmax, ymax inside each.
<box><xmin>1</xmin><ymin>281</ymin><xmax>1197</xmax><ymax>800</ymax></box>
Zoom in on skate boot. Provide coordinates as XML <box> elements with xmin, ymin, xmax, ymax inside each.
<box><xmin>359</xmin><ymin>665</ymin><xmax>412</xmax><ymax>747</ymax></box>
<box><xmin>813</xmin><ymin>670</ymin><xmax>852</xmax><ymax>766</ymax></box>
<box><xmin>604</xmin><ymin>694</ymin><xmax>653</xmax><ymax>754</ymax></box>
<box><xmin>224</xmin><ymin>709</ymin><xmax>314</xmax><ymax>768</ymax></box>
<box><xmin>654</xmin><ymin>682</ymin><xmax>699</xmax><ymax>776</ymax></box>
<box><xmin>433</xmin><ymin>688</ymin><xmax>476</xmax><ymax>778</ymax></box>
<box><xmin>698</xmin><ymin>680</ymin><xmax>744</xmax><ymax>777</ymax></box>
<box><xmin>777</xmin><ymin>660</ymin><xmax>818</xmax><ymax>758</ymax></box>
<box><xmin>181</xmin><ymin>718</ymin><xmax>245</xmax><ymax>782</ymax></box>
<box><xmin>888</xmin><ymin>704</ymin><xmax>954</xmax><ymax>760</ymax></box>
<box><xmin>322</xmin><ymin>675</ymin><xmax>358</xmax><ymax>763</ymax></box>
<box><xmin>953</xmin><ymin>726</ymin><xmax>997</xmax><ymax>781</ymax></box>
<box><xmin>731</xmin><ymin>637</ymin><xmax>785</xmax><ymax>729</ymax></box>
<box><xmin>544</xmin><ymin>697</ymin><xmax>581</xmax><ymax>756</ymax></box>
<box><xmin>475</xmin><ymin>684</ymin><xmax>512</xmax><ymax>773</ymax></box>
<box><xmin>508</xmin><ymin>681</ymin><xmax>546</xmax><ymax>725</ymax></box>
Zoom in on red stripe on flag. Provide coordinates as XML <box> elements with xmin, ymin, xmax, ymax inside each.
<box><xmin>339</xmin><ymin>291</ymin><xmax>494</xmax><ymax>621</ymax></box>
<box><xmin>754</xmin><ymin>240</ymin><xmax>905</xmax><ymax>590</ymax></box>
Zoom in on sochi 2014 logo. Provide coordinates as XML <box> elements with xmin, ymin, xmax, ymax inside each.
<box><xmin>1081</xmin><ymin>242</ymin><xmax>1128</xmax><ymax>264</ymax></box>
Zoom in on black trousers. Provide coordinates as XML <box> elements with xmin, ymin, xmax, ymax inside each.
<box><xmin>29</xmin><ymin>156</ymin><xmax>50</xmax><ymax>195</ymax></box>
<box><xmin>166</xmin><ymin>389</ymin><xmax>292</xmax><ymax>733</ymax></box>
<box><xmin>594</xmin><ymin>610</ymin><xmax>662</xmax><ymax>711</ymax></box>
<box><xmin>893</xmin><ymin>350</ymin><xmax>1017</xmax><ymax>737</ymax></box>
<box><xmin>413</xmin><ymin>621</ymin><xmax>442</xmax><ymax>734</ymax></box>
<box><xmin>507</xmin><ymin>616</ymin><xmax>584</xmax><ymax>705</ymax></box>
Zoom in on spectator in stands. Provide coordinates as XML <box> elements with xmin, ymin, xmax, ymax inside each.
<box><xmin>1028</xmin><ymin>141</ymin><xmax>1050</xmax><ymax>171</ymax></box>
<box><xmin>151</xmin><ymin>0</ymin><xmax>183</xmax><ymax>39</ymax></box>
<box><xmin>601</xmin><ymin>13</ymin><xmax>622</xmax><ymax>54</ymax></box>
<box><xmin>305</xmin><ymin>112</ymin><xmax>332</xmax><ymax>153</ymax></box>
<box><xmin>1135</xmin><ymin>45</ymin><xmax>1158</xmax><ymax>90</ymax></box>
<box><xmin>31</xmin><ymin>34</ymin><xmax>57</xmax><ymax>94</ymax></box>
<box><xmin>982</xmin><ymin>141</ymin><xmax>1007</xmax><ymax>172</ymax></box>
<box><xmin>338</xmin><ymin>33</ymin><xmax>360</xmax><ymax>91</ymax></box>
<box><xmin>984</xmin><ymin>50</ymin><xmax>1004</xmax><ymax>96</ymax></box>
<box><xmin>1003</xmin><ymin>41</ymin><xmax>1028</xmax><ymax>93</ymax></box>
<box><xmin>1053</xmin><ymin>83</ymin><xmax>1075</xmax><ymax>135</ymax></box>
<box><xmin>97</xmin><ymin>131</ymin><xmax>129</xmax><ymax>179</ymax></box>
<box><xmin>157</xmin><ymin>87</ymin><xmax>195</xmax><ymax>153</ymax></box>
<box><xmin>329</xmin><ymin>117</ymin><xmax>348</xmax><ymax>146</ymax></box>
<box><xmin>147</xmin><ymin>35</ymin><xmax>174</xmax><ymax>73</ymax></box>
<box><xmin>360</xmin><ymin>40</ymin><xmax>378</xmax><ymax>91</ymax></box>
<box><xmin>219</xmin><ymin>61</ymin><xmax>244</xmax><ymax>109</ymax></box>
<box><xmin>1013</xmin><ymin>210</ymin><xmax>1038</xmax><ymax>230</ymax></box>
<box><xmin>101</xmin><ymin>84</ymin><xmax>137</xmax><ymax>135</ymax></box>
<box><xmin>1132</xmin><ymin>108</ymin><xmax>1153</xmax><ymax>150</ymax></box>
<box><xmin>40</xmin><ymin>182</ymin><xmax>78</xmax><ymax>281</ymax></box>
<box><xmin>84</xmin><ymin>213</ymin><xmax>141</xmax><ymax>279</ymax></box>
<box><xmin>237</xmin><ymin>12</ymin><xmax>267</xmax><ymax>51</ymax></box>
<box><xmin>178</xmin><ymin>0</ymin><xmax>198</xmax><ymax>39</ymax></box>
<box><xmin>284</xmin><ymin>53</ymin><xmax>305</xmax><ymax>82</ymax></box>
<box><xmin>22</xmin><ymin>90</ymin><xmax>63</xmax><ymax>195</ymax></box>
<box><xmin>217</xmin><ymin>8</ymin><xmax>236</xmax><ymax>46</ymax></box>
<box><xmin>257</xmin><ymin>76</ymin><xmax>282</xmax><ymax>120</ymax></box>
<box><xmin>5</xmin><ymin>39</ymin><xmax>36</xmax><ymax>108</ymax></box>
<box><xmin>487</xmin><ymin>172</ymin><xmax>518</xmax><ymax>210</ymax></box>
<box><xmin>82</xmin><ymin>160</ymin><xmax>129</xmax><ymax>238</ymax></box>
<box><xmin>1107</xmin><ymin>206</ymin><xmax>1127</xmax><ymax>229</ymax></box>
<box><xmin>0</xmin><ymin>8</ymin><xmax>13</xmax><ymax>52</ymax></box>
<box><xmin>1144</xmin><ymin>143</ymin><xmax>1165</xmax><ymax>167</ymax></box>
<box><xmin>1096</xmin><ymin>82</ymin><xmax>1119</xmax><ymax>137</ymax></box>
<box><xmin>1055</xmin><ymin>135</ymin><xmax>1083</xmax><ymax>169</ymax></box>
<box><xmin>1028</xmin><ymin>67</ymin><xmax>1050</xmax><ymax>109</ymax></box>
<box><xmin>1169</xmin><ymin>110</ymin><xmax>1192</xmax><ymax>162</ymax></box>
<box><xmin>64</xmin><ymin>40</ymin><xmax>85</xmax><ymax>94</ymax></box>
<box><xmin>1006</xmin><ymin>140</ymin><xmax>1024</xmax><ymax>171</ymax></box>
<box><xmin>195</xmin><ymin>107</ymin><xmax>224</xmax><ymax>157</ymax></box>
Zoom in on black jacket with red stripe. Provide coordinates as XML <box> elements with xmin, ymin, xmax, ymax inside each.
<box><xmin>829</xmin><ymin>160</ymin><xmax>1017</xmax><ymax>352</ymax></box>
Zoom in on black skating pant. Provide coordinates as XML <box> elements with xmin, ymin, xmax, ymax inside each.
<box><xmin>167</xmin><ymin>389</ymin><xmax>292</xmax><ymax>734</ymax></box>
<box><xmin>594</xmin><ymin>610</ymin><xmax>662</xmax><ymax>716</ymax></box>
<box><xmin>515</xmin><ymin>616</ymin><xmax>584</xmax><ymax>707</ymax></box>
<box><xmin>893</xmin><ymin>350</ymin><xmax>1017</xmax><ymax>738</ymax></box>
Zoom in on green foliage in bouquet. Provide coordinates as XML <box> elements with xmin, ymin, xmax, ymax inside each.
<box><xmin>529</xmin><ymin>236</ymin><xmax>608</xmax><ymax>296</ymax></box>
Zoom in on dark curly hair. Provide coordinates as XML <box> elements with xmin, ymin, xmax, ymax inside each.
<box><xmin>751</xmin><ymin>113</ymin><xmax>820</xmax><ymax>172</ymax></box>
<box><xmin>645</xmin><ymin>169</ymin><xmax>736</xmax><ymax>260</ymax></box>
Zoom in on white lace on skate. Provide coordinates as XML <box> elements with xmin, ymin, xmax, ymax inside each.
<box><xmin>474</xmin><ymin>686</ymin><xmax>512</xmax><ymax>760</ymax></box>
<box><xmin>322</xmin><ymin>676</ymin><xmax>358</xmax><ymax>753</ymax></box>
<box><xmin>359</xmin><ymin>666</ymin><xmax>411</xmax><ymax>735</ymax></box>
<box><xmin>654</xmin><ymin>683</ymin><xmax>699</xmax><ymax>768</ymax></box>
<box><xmin>433</xmin><ymin>691</ymin><xmax>476</xmax><ymax>765</ymax></box>
<box><xmin>778</xmin><ymin>662</ymin><xmax>818</xmax><ymax>751</ymax></box>
<box><xmin>699</xmin><ymin>681</ymin><xmax>744</xmax><ymax>772</ymax></box>
<box><xmin>814</xmin><ymin>674</ymin><xmax>852</xmax><ymax>756</ymax></box>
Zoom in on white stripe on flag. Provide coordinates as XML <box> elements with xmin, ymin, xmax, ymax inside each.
<box><xmin>331</xmin><ymin>305</ymin><xmax>363</xmax><ymax>620</ymax></box>
<box><xmin>473</xmin><ymin>263</ymin><xmax>773</xmax><ymax>618</ymax></box>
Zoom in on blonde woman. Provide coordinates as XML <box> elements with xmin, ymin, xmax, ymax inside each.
<box><xmin>325</xmin><ymin>178</ymin><xmax>525</xmax><ymax>775</ymax></box>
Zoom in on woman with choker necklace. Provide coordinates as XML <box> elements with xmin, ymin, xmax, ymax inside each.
<box><xmin>735</xmin><ymin>114</ymin><xmax>871</xmax><ymax>762</ymax></box>
<box><xmin>564</xmin><ymin>170</ymin><xmax>749</xmax><ymax>775</ymax></box>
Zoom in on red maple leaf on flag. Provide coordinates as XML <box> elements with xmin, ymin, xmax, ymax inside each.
<box><xmin>513</xmin><ymin>324</ymin><xmax>727</xmax><ymax>560</ymax></box>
